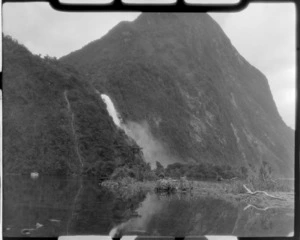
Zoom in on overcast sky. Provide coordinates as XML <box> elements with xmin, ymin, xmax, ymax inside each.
<box><xmin>2</xmin><ymin>2</ymin><xmax>296</xmax><ymax>128</ymax></box>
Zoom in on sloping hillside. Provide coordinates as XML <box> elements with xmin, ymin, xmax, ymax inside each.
<box><xmin>61</xmin><ymin>13</ymin><xmax>294</xmax><ymax>177</ymax></box>
<box><xmin>3</xmin><ymin>35</ymin><xmax>150</xmax><ymax>177</ymax></box>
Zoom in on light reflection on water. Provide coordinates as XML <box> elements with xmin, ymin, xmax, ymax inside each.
<box><xmin>3</xmin><ymin>175</ymin><xmax>294</xmax><ymax>237</ymax></box>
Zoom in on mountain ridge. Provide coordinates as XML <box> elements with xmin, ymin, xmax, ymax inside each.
<box><xmin>61</xmin><ymin>12</ymin><xmax>294</xmax><ymax>178</ymax></box>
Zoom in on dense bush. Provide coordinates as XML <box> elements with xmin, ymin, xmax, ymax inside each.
<box><xmin>3</xmin><ymin>35</ymin><xmax>151</xmax><ymax>178</ymax></box>
<box><xmin>154</xmin><ymin>177</ymin><xmax>193</xmax><ymax>193</ymax></box>
<box><xmin>156</xmin><ymin>162</ymin><xmax>244</xmax><ymax>181</ymax></box>
<box><xmin>155</xmin><ymin>179</ymin><xmax>177</xmax><ymax>193</ymax></box>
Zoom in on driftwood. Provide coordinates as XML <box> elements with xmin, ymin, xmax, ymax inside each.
<box><xmin>243</xmin><ymin>204</ymin><xmax>276</xmax><ymax>211</ymax></box>
<box><xmin>21</xmin><ymin>223</ymin><xmax>43</xmax><ymax>235</ymax></box>
<box><xmin>49</xmin><ymin>219</ymin><xmax>61</xmax><ymax>223</ymax></box>
<box><xmin>243</xmin><ymin>184</ymin><xmax>285</xmax><ymax>201</ymax></box>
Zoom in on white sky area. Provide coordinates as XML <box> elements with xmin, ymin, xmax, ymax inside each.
<box><xmin>2</xmin><ymin>2</ymin><xmax>296</xmax><ymax>129</ymax></box>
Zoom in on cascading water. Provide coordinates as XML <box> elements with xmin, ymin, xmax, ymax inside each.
<box><xmin>97</xmin><ymin>90</ymin><xmax>177</xmax><ymax>168</ymax></box>
<box><xmin>97</xmin><ymin>90</ymin><xmax>135</xmax><ymax>136</ymax></box>
<box><xmin>100</xmin><ymin>94</ymin><xmax>122</xmax><ymax>128</ymax></box>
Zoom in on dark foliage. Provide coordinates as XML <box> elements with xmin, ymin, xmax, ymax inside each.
<box><xmin>158</xmin><ymin>162</ymin><xmax>244</xmax><ymax>180</ymax></box>
<box><xmin>2</xmin><ymin>35</ymin><xmax>149</xmax><ymax>178</ymax></box>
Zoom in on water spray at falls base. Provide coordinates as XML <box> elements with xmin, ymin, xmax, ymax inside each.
<box><xmin>99</xmin><ymin>92</ymin><xmax>176</xmax><ymax>168</ymax></box>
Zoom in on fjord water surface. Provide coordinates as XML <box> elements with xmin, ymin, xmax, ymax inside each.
<box><xmin>3</xmin><ymin>176</ymin><xmax>294</xmax><ymax>237</ymax></box>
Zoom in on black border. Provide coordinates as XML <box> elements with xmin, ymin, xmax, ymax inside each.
<box><xmin>1</xmin><ymin>0</ymin><xmax>299</xmax><ymax>240</ymax></box>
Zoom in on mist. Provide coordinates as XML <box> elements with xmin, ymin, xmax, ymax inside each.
<box><xmin>125</xmin><ymin>121</ymin><xmax>178</xmax><ymax>168</ymax></box>
<box><xmin>99</xmin><ymin>92</ymin><xmax>178</xmax><ymax>168</ymax></box>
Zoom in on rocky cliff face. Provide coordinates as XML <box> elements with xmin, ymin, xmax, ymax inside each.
<box><xmin>3</xmin><ymin>36</ymin><xmax>150</xmax><ymax>177</ymax></box>
<box><xmin>61</xmin><ymin>13</ymin><xmax>294</xmax><ymax>177</ymax></box>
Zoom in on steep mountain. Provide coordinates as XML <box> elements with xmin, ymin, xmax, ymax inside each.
<box><xmin>3</xmin><ymin>35</ymin><xmax>150</xmax><ymax>177</ymax></box>
<box><xmin>61</xmin><ymin>13</ymin><xmax>294</xmax><ymax>177</ymax></box>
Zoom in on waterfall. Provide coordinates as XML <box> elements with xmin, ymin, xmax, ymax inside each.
<box><xmin>97</xmin><ymin>91</ymin><xmax>177</xmax><ymax>168</ymax></box>
<box><xmin>100</xmin><ymin>94</ymin><xmax>123</xmax><ymax>128</ymax></box>
<box><xmin>96</xmin><ymin>91</ymin><xmax>130</xmax><ymax>135</ymax></box>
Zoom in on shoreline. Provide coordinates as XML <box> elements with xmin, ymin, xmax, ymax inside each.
<box><xmin>100</xmin><ymin>178</ymin><xmax>295</xmax><ymax>209</ymax></box>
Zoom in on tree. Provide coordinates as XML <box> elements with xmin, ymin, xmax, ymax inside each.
<box><xmin>155</xmin><ymin>161</ymin><xmax>165</xmax><ymax>178</ymax></box>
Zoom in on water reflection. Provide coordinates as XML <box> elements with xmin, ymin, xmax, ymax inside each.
<box><xmin>233</xmin><ymin>206</ymin><xmax>294</xmax><ymax>237</ymax></box>
<box><xmin>111</xmin><ymin>193</ymin><xmax>238</xmax><ymax>237</ymax></box>
<box><xmin>3</xmin><ymin>175</ymin><xmax>80</xmax><ymax>237</ymax></box>
<box><xmin>3</xmin><ymin>176</ymin><xmax>294</xmax><ymax>237</ymax></box>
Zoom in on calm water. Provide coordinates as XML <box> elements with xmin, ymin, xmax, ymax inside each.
<box><xmin>3</xmin><ymin>176</ymin><xmax>294</xmax><ymax>237</ymax></box>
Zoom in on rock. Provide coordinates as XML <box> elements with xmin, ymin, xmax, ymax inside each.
<box><xmin>30</xmin><ymin>172</ymin><xmax>39</xmax><ymax>179</ymax></box>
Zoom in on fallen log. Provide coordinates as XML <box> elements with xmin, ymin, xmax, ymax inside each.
<box><xmin>243</xmin><ymin>204</ymin><xmax>274</xmax><ymax>211</ymax></box>
<box><xmin>243</xmin><ymin>184</ymin><xmax>285</xmax><ymax>201</ymax></box>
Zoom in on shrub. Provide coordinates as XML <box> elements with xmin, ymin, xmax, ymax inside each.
<box><xmin>178</xmin><ymin>177</ymin><xmax>193</xmax><ymax>191</ymax></box>
<box><xmin>155</xmin><ymin>161</ymin><xmax>165</xmax><ymax>177</ymax></box>
<box><xmin>155</xmin><ymin>179</ymin><xmax>177</xmax><ymax>193</ymax></box>
<box><xmin>111</xmin><ymin>167</ymin><xmax>132</xmax><ymax>180</ymax></box>
<box><xmin>100</xmin><ymin>180</ymin><xmax>120</xmax><ymax>190</ymax></box>
<box><xmin>143</xmin><ymin>171</ymin><xmax>158</xmax><ymax>181</ymax></box>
